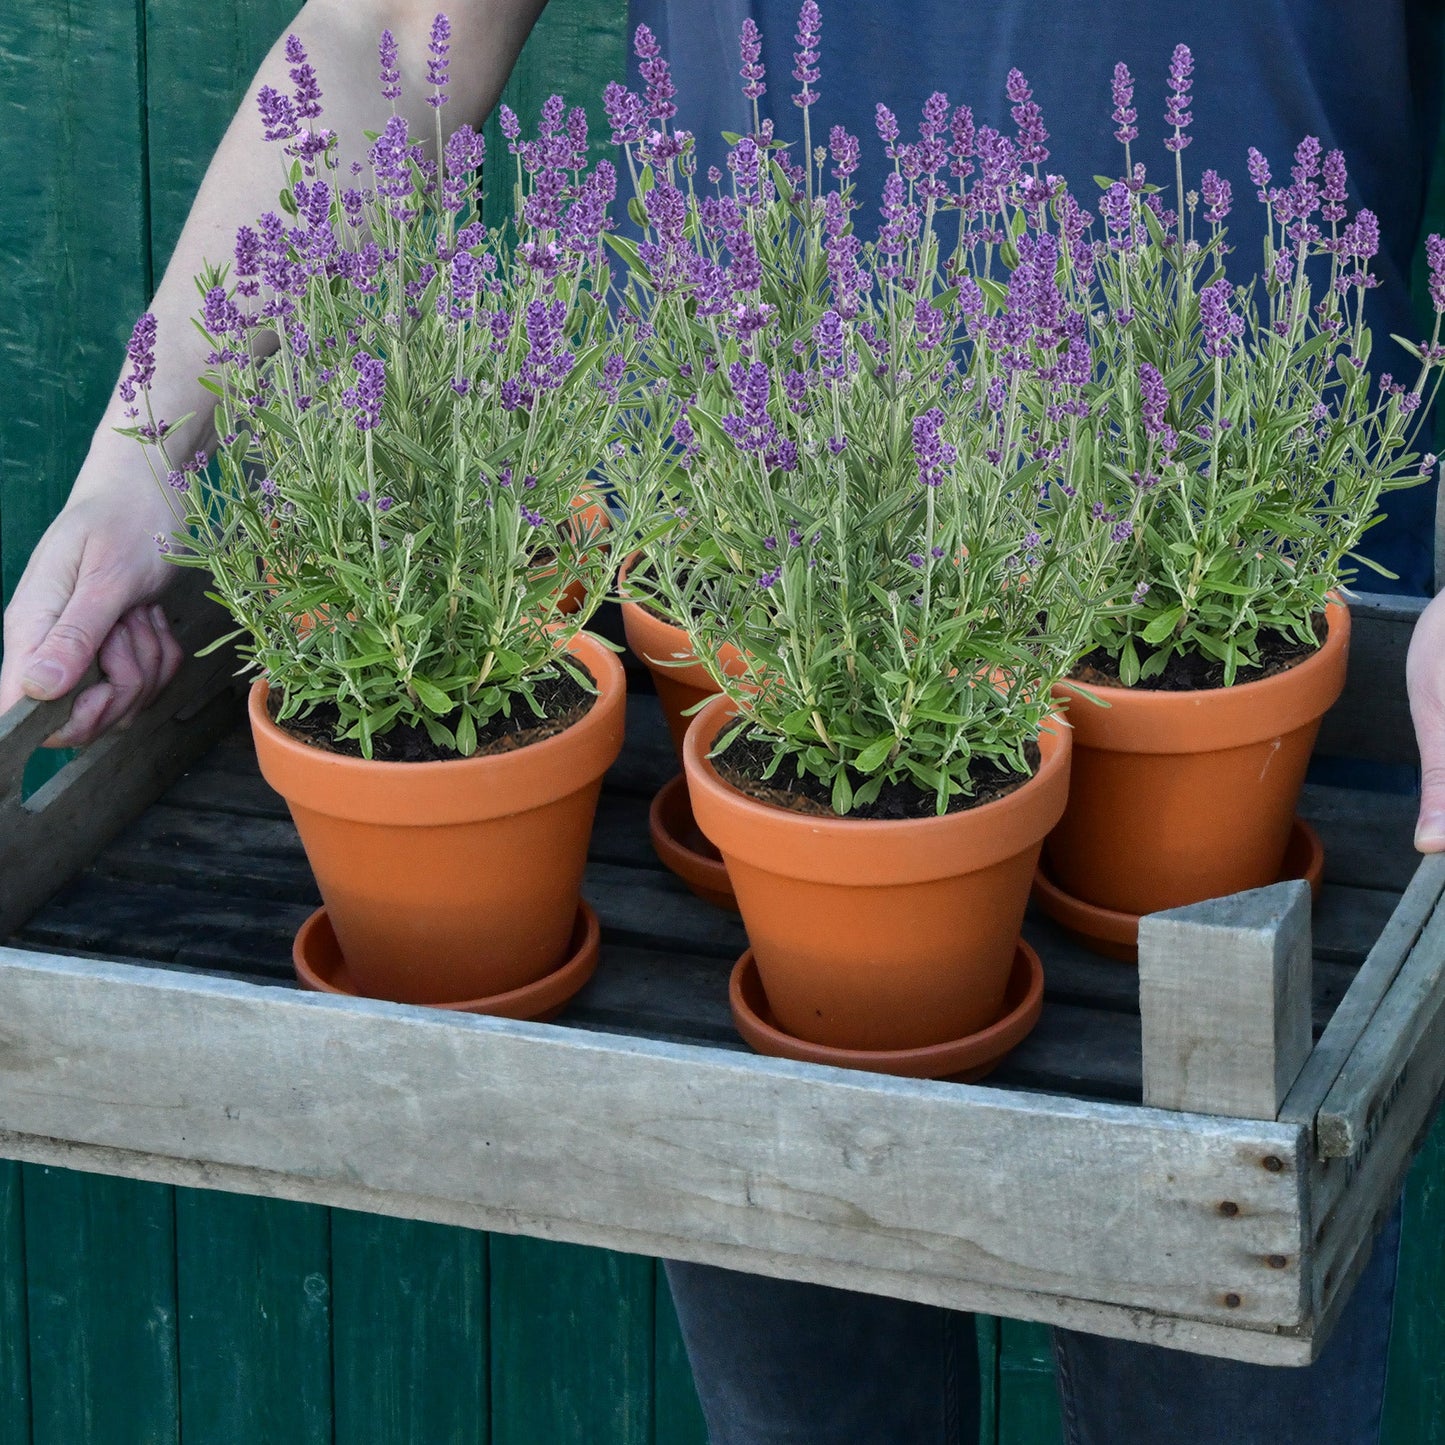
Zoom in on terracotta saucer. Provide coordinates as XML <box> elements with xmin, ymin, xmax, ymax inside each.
<box><xmin>649</xmin><ymin>773</ymin><xmax>738</xmax><ymax>911</ymax></box>
<box><xmin>292</xmin><ymin>900</ymin><xmax>599</xmax><ymax>1020</ymax></box>
<box><xmin>729</xmin><ymin>940</ymin><xmax>1044</xmax><ymax>1082</ymax></box>
<box><xmin>1032</xmin><ymin>817</ymin><xmax>1325</xmax><ymax>964</ymax></box>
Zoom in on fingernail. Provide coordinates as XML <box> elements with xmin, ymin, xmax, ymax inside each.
<box><xmin>23</xmin><ymin>660</ymin><xmax>65</xmax><ymax>699</ymax></box>
<box><xmin>1416</xmin><ymin>811</ymin><xmax>1445</xmax><ymax>851</ymax></box>
<box><xmin>150</xmin><ymin>604</ymin><xmax>167</xmax><ymax>628</ymax></box>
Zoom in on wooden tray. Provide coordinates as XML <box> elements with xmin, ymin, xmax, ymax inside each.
<box><xmin>0</xmin><ymin>579</ymin><xmax>1439</xmax><ymax>1366</ymax></box>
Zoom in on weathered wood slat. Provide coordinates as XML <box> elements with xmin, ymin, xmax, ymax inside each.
<box><xmin>1139</xmin><ymin>883</ymin><xmax>1314</xmax><ymax>1120</ymax></box>
<box><xmin>0</xmin><ymin>947</ymin><xmax>1306</xmax><ymax>1336</ymax></box>
<box><xmin>1281</xmin><ymin>855</ymin><xmax>1445</xmax><ymax>1137</ymax></box>
<box><xmin>1315</xmin><ymin>592</ymin><xmax>1427</xmax><ymax>766</ymax></box>
<box><xmin>1300</xmin><ymin>782</ymin><xmax>1423</xmax><ymax>894</ymax></box>
<box><xmin>0</xmin><ymin>572</ymin><xmax>240</xmax><ymax>937</ymax></box>
<box><xmin>1316</xmin><ymin>894</ymin><xmax>1445</xmax><ymax>1158</ymax></box>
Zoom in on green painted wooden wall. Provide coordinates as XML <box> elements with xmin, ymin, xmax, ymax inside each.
<box><xmin>1</xmin><ymin>2</ymin><xmax>1444</xmax><ymax>1440</ymax></box>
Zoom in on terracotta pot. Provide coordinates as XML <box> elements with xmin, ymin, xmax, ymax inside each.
<box><xmin>249</xmin><ymin>631</ymin><xmax>625</xmax><ymax>1004</ymax></box>
<box><xmin>619</xmin><ymin>555</ymin><xmax>746</xmax><ymax>761</ymax></box>
<box><xmin>1045</xmin><ymin>599</ymin><xmax>1349</xmax><ymax>918</ymax></box>
<box><xmin>683</xmin><ymin>695</ymin><xmax>1072</xmax><ymax>1051</ymax></box>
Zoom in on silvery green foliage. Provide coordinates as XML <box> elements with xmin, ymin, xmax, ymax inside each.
<box><xmin>119</xmin><ymin>27</ymin><xmax>644</xmax><ymax>757</ymax></box>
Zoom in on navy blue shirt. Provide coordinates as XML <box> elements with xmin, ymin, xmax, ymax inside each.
<box><xmin>628</xmin><ymin>0</ymin><xmax>1444</xmax><ymax>594</ymax></box>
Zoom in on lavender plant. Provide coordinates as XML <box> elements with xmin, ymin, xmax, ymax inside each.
<box><xmin>1081</xmin><ymin>47</ymin><xmax>1445</xmax><ymax>685</ymax></box>
<box><xmin>118</xmin><ymin>20</ymin><xmax>643</xmax><ymax>756</ymax></box>
<box><xmin>609</xmin><ymin>11</ymin><xmax>1131</xmax><ymax>815</ymax></box>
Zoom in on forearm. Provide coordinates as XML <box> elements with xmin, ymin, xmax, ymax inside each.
<box><xmin>73</xmin><ymin>0</ymin><xmax>546</xmax><ymax>513</ymax></box>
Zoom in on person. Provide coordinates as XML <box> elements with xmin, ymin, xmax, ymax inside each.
<box><xmin>0</xmin><ymin>2</ymin><xmax>1435</xmax><ymax>1440</ymax></box>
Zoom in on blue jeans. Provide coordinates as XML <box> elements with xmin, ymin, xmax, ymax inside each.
<box><xmin>664</xmin><ymin>1203</ymin><xmax>1401</xmax><ymax>1445</ymax></box>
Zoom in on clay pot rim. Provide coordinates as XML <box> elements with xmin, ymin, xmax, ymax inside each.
<box><xmin>683</xmin><ymin>693</ymin><xmax>1071</xmax><ymax>885</ymax></box>
<box><xmin>729</xmin><ymin>938</ymin><xmax>1044</xmax><ymax>1079</ymax></box>
<box><xmin>249</xmin><ymin>629</ymin><xmax>625</xmax><ymax>825</ymax></box>
<box><xmin>293</xmin><ymin>899</ymin><xmax>600</xmax><ymax>1017</ymax></box>
<box><xmin>1055</xmin><ymin>597</ymin><xmax>1350</xmax><ymax>755</ymax></box>
<box><xmin>619</xmin><ymin>553</ymin><xmax>748</xmax><ymax>691</ymax></box>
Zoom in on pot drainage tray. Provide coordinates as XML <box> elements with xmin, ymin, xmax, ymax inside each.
<box><xmin>1032</xmin><ymin>817</ymin><xmax>1324</xmax><ymax>963</ymax></box>
<box><xmin>293</xmin><ymin>900</ymin><xmax>599</xmax><ymax>1021</ymax></box>
<box><xmin>729</xmin><ymin>939</ymin><xmax>1043</xmax><ymax>1082</ymax></box>
<box><xmin>649</xmin><ymin>773</ymin><xmax>737</xmax><ymax>911</ymax></box>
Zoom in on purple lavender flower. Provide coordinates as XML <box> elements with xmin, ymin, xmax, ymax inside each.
<box><xmin>520</xmin><ymin>503</ymin><xmax>544</xmax><ymax>528</ymax></box>
<box><xmin>1199</xmin><ymin>279</ymin><xmax>1244</xmax><ymax>358</ymax></box>
<box><xmin>915</xmin><ymin>298</ymin><xmax>946</xmax><ymax>350</ymax></box>
<box><xmin>285</xmin><ymin>35</ymin><xmax>323</xmax><ymax>121</ymax></box>
<box><xmin>633</xmin><ymin>25</ymin><xmax>677</xmax><ymax>123</ymax></box>
<box><xmin>1099</xmin><ymin>179</ymin><xmax>1133</xmax><ymax>249</ymax></box>
<box><xmin>792</xmin><ymin>1</ymin><xmax>821</xmax><ymax>109</ymax></box>
<box><xmin>1342</xmin><ymin>207</ymin><xmax>1380</xmax><ymax>263</ymax></box>
<box><xmin>974</xmin><ymin>125</ymin><xmax>1020</xmax><ymax>195</ymax></box>
<box><xmin>1111</xmin><ymin>62</ymin><xmax>1137</xmax><ymax>146</ymax></box>
<box><xmin>256</xmin><ymin>85</ymin><xmax>298</xmax><ymax>143</ymax></box>
<box><xmin>1163</xmin><ymin>43</ymin><xmax>1193</xmax><ymax>152</ymax></box>
<box><xmin>830</xmin><ymin>125</ymin><xmax>860</xmax><ymax>179</ymax></box>
<box><xmin>603</xmin><ymin>82</ymin><xmax>646</xmax><ymax>149</ymax></box>
<box><xmin>1247</xmin><ymin>147</ymin><xmax>1272</xmax><ymax>203</ymax></box>
<box><xmin>1138</xmin><ymin>362</ymin><xmax>1170</xmax><ymax>436</ymax></box>
<box><xmin>1321</xmin><ymin>148</ymin><xmax>1348</xmax><ymax>224</ymax></box>
<box><xmin>521</xmin><ymin>298</ymin><xmax>575</xmax><ymax>394</ymax></box>
<box><xmin>722</xmin><ymin>360</ymin><xmax>778</xmax><ymax>454</ymax></box>
<box><xmin>912</xmin><ymin>407</ymin><xmax>956</xmax><ymax>488</ymax></box>
<box><xmin>443</xmin><ymin>123</ymin><xmax>485</xmax><ymax>209</ymax></box>
<box><xmin>1427</xmin><ymin>234</ymin><xmax>1445</xmax><ymax>314</ymax></box>
<box><xmin>118</xmin><ymin>312</ymin><xmax>157</xmax><ymax>409</ymax></box>
<box><xmin>739</xmin><ymin>17</ymin><xmax>766</xmax><ymax>101</ymax></box>
<box><xmin>758</xmin><ymin>564</ymin><xmax>783</xmax><ymax>590</ymax></box>
<box><xmin>728</xmin><ymin>135</ymin><xmax>763</xmax><ymax>206</ymax></box>
<box><xmin>378</xmin><ymin>29</ymin><xmax>401</xmax><ymax>101</ymax></box>
<box><xmin>342</xmin><ymin>353</ymin><xmax>386</xmax><ymax>430</ymax></box>
<box><xmin>370</xmin><ymin>113</ymin><xmax>415</xmax><ymax>205</ymax></box>
<box><xmin>426</xmin><ymin>14</ymin><xmax>451</xmax><ymax>108</ymax></box>
<box><xmin>1006</xmin><ymin>69</ymin><xmax>1048</xmax><ymax>167</ymax></box>
<box><xmin>875</xmin><ymin>103</ymin><xmax>900</xmax><ymax>151</ymax></box>
<box><xmin>1182</xmin><ymin>173</ymin><xmax>1223</xmax><ymax>231</ymax></box>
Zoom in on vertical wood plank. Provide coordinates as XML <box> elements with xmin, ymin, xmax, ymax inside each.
<box><xmin>0</xmin><ymin>1163</ymin><xmax>29</xmax><ymax>1445</ymax></box>
<box><xmin>1139</xmin><ymin>881</ymin><xmax>1313</xmax><ymax>1120</ymax></box>
<box><xmin>175</xmin><ymin>1188</ymin><xmax>333</xmax><ymax>1445</ymax></box>
<box><xmin>652</xmin><ymin>1263</ymin><xmax>707</xmax><ymax>1445</ymax></box>
<box><xmin>489</xmin><ymin>1237</ymin><xmax>653</xmax><ymax>1445</ymax></box>
<box><xmin>143</xmin><ymin>0</ymin><xmax>300</xmax><ymax>275</ymax></box>
<box><xmin>481</xmin><ymin>0</ymin><xmax>627</xmax><ymax>229</ymax></box>
<box><xmin>997</xmin><ymin>1319</ymin><xmax>1064</xmax><ymax>1445</ymax></box>
<box><xmin>0</xmin><ymin>0</ymin><xmax>150</xmax><ymax>606</ymax></box>
<box><xmin>332</xmin><ymin>1210</ymin><xmax>488</xmax><ymax>1445</ymax></box>
<box><xmin>24</xmin><ymin>1166</ymin><xmax>179</xmax><ymax>1445</ymax></box>
<box><xmin>1383</xmin><ymin>1115</ymin><xmax>1445</xmax><ymax>1444</ymax></box>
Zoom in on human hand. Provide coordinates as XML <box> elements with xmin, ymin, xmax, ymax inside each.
<box><xmin>0</xmin><ymin>493</ymin><xmax>184</xmax><ymax>746</ymax></box>
<box><xmin>1409</xmin><ymin>589</ymin><xmax>1445</xmax><ymax>851</ymax></box>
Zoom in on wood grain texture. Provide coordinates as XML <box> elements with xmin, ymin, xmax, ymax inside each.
<box><xmin>143</xmin><ymin>0</ymin><xmax>302</xmax><ymax>274</ymax></box>
<box><xmin>332</xmin><ymin>1210</ymin><xmax>489</xmax><ymax>1445</ymax></box>
<box><xmin>1138</xmin><ymin>882</ymin><xmax>1313</xmax><ymax>1120</ymax></box>
<box><xmin>23</xmin><ymin>1167</ymin><xmax>179</xmax><ymax>1445</ymax></box>
<box><xmin>1282</xmin><ymin>855</ymin><xmax>1445</xmax><ymax>1137</ymax></box>
<box><xmin>489</xmin><ymin>1237</ymin><xmax>654</xmax><ymax>1445</ymax></box>
<box><xmin>653</xmin><ymin>1266</ymin><xmax>708</xmax><ymax>1445</ymax></box>
<box><xmin>175</xmin><ymin>1188</ymin><xmax>333</xmax><ymax>1445</ymax></box>
<box><xmin>0</xmin><ymin>1164</ymin><xmax>28</xmax><ymax>1445</ymax></box>
<box><xmin>1315</xmin><ymin>593</ymin><xmax>1427</xmax><ymax>766</ymax></box>
<box><xmin>0</xmin><ymin>947</ymin><xmax>1308</xmax><ymax>1338</ymax></box>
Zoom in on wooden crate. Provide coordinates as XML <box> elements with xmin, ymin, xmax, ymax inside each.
<box><xmin>0</xmin><ymin>580</ymin><xmax>1439</xmax><ymax>1367</ymax></box>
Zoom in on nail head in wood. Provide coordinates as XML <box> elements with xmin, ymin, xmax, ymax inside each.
<box><xmin>1138</xmin><ymin>880</ymin><xmax>1313</xmax><ymax>1121</ymax></box>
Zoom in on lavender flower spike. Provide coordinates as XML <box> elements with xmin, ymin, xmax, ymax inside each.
<box><xmin>1427</xmin><ymin>234</ymin><xmax>1445</xmax><ymax>314</ymax></box>
<box><xmin>378</xmin><ymin>29</ymin><xmax>401</xmax><ymax>102</ymax></box>
<box><xmin>792</xmin><ymin>1</ymin><xmax>821</xmax><ymax>109</ymax></box>
<box><xmin>1163</xmin><ymin>43</ymin><xmax>1193</xmax><ymax>152</ymax></box>
<box><xmin>1200</xmin><ymin>169</ymin><xmax>1231</xmax><ymax>224</ymax></box>
<box><xmin>912</xmin><ymin>407</ymin><xmax>956</xmax><ymax>489</ymax></box>
<box><xmin>426</xmin><ymin>14</ymin><xmax>451</xmax><ymax>109</ymax></box>
<box><xmin>1006</xmin><ymin>69</ymin><xmax>1048</xmax><ymax>167</ymax></box>
<box><xmin>1111</xmin><ymin>62</ymin><xmax>1137</xmax><ymax>146</ymax></box>
<box><xmin>739</xmin><ymin>17</ymin><xmax>766</xmax><ymax>102</ymax></box>
<box><xmin>1199</xmin><ymin>278</ymin><xmax>1244</xmax><ymax>358</ymax></box>
<box><xmin>343</xmin><ymin>353</ymin><xmax>386</xmax><ymax>430</ymax></box>
<box><xmin>285</xmin><ymin>35</ymin><xmax>323</xmax><ymax>121</ymax></box>
<box><xmin>118</xmin><ymin>312</ymin><xmax>158</xmax><ymax>407</ymax></box>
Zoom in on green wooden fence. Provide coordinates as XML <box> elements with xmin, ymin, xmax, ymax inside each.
<box><xmin>2</xmin><ymin>3</ymin><xmax>1444</xmax><ymax>1439</ymax></box>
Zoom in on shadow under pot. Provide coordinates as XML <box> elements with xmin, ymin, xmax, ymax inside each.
<box><xmin>683</xmin><ymin>694</ymin><xmax>1072</xmax><ymax>1053</ymax></box>
<box><xmin>1043</xmin><ymin>598</ymin><xmax>1350</xmax><ymax>922</ymax></box>
<box><xmin>249</xmin><ymin>631</ymin><xmax>625</xmax><ymax>1006</ymax></box>
<box><xmin>619</xmin><ymin>559</ymin><xmax>747</xmax><ymax>910</ymax></box>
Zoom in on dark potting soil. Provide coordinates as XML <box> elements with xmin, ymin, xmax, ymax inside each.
<box><xmin>1072</xmin><ymin>613</ymin><xmax>1325</xmax><ymax>693</ymax></box>
<box><xmin>714</xmin><ymin>731</ymin><xmax>1041</xmax><ymax>821</ymax></box>
<box><xmin>271</xmin><ymin>666</ymin><xmax>594</xmax><ymax>763</ymax></box>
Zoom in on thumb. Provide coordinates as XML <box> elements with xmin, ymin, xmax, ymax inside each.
<box><xmin>18</xmin><ymin>584</ymin><xmax>126</xmax><ymax>704</ymax></box>
<box><xmin>1408</xmin><ymin>593</ymin><xmax>1445</xmax><ymax>851</ymax></box>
